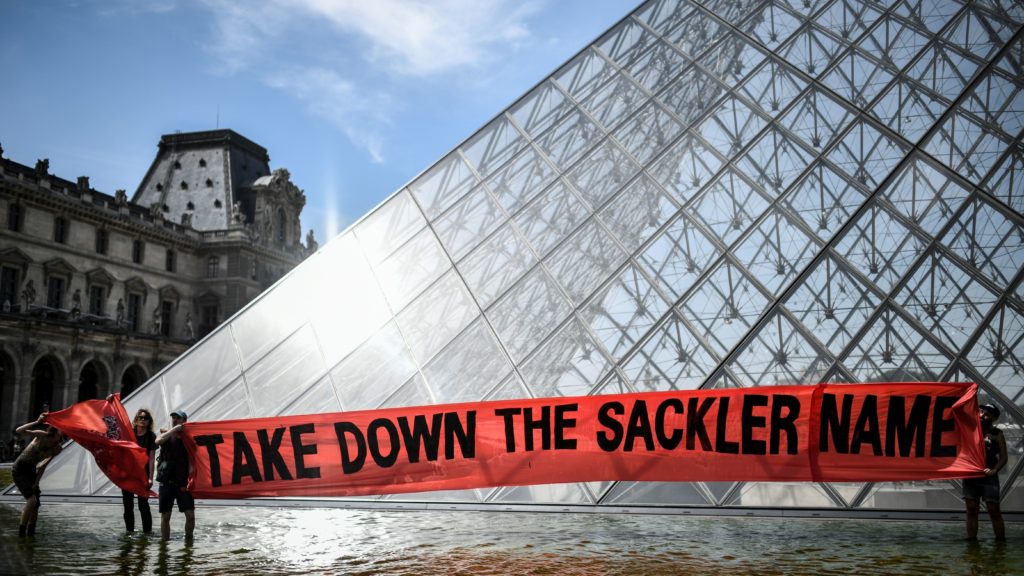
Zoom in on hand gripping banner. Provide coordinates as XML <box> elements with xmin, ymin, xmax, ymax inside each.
<box><xmin>179</xmin><ymin>382</ymin><xmax>986</xmax><ymax>499</ymax></box>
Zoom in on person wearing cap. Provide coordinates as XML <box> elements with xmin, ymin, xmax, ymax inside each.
<box><xmin>155</xmin><ymin>409</ymin><xmax>195</xmax><ymax>542</ymax></box>
<box><xmin>963</xmin><ymin>403</ymin><xmax>1007</xmax><ymax>541</ymax></box>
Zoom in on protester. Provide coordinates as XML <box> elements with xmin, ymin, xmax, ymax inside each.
<box><xmin>122</xmin><ymin>407</ymin><xmax>157</xmax><ymax>533</ymax></box>
<box><xmin>964</xmin><ymin>403</ymin><xmax>1007</xmax><ymax>541</ymax></box>
<box><xmin>155</xmin><ymin>409</ymin><xmax>194</xmax><ymax>541</ymax></box>
<box><xmin>12</xmin><ymin>414</ymin><xmax>63</xmax><ymax>537</ymax></box>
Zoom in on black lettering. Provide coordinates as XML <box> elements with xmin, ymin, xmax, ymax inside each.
<box><xmin>232</xmin><ymin>432</ymin><xmax>262</xmax><ymax>484</ymax></box>
<box><xmin>194</xmin><ymin>434</ymin><xmax>224</xmax><ymax>487</ymax></box>
<box><xmin>741</xmin><ymin>395</ymin><xmax>768</xmax><ymax>455</ymax></box>
<box><xmin>850</xmin><ymin>395</ymin><xmax>882</xmax><ymax>456</ymax></box>
<box><xmin>334</xmin><ymin>421</ymin><xmax>365</xmax><ymax>474</ymax></box>
<box><xmin>290</xmin><ymin>423</ymin><xmax>320</xmax><ymax>479</ymax></box>
<box><xmin>930</xmin><ymin>396</ymin><xmax>957</xmax><ymax>457</ymax></box>
<box><xmin>597</xmin><ymin>402</ymin><xmax>624</xmax><ymax>451</ymax></box>
<box><xmin>819</xmin><ymin>393</ymin><xmax>852</xmax><ymax>454</ymax></box>
<box><xmin>885</xmin><ymin>395</ymin><xmax>931</xmax><ymax>457</ymax></box>
<box><xmin>257</xmin><ymin>427</ymin><xmax>293</xmax><ymax>481</ymax></box>
<box><xmin>495</xmin><ymin>407</ymin><xmax>521</xmax><ymax>453</ymax></box>
<box><xmin>715</xmin><ymin>397</ymin><xmax>739</xmax><ymax>454</ymax></box>
<box><xmin>623</xmin><ymin>400</ymin><xmax>655</xmax><ymax>452</ymax></box>
<box><xmin>398</xmin><ymin>414</ymin><xmax>442</xmax><ymax>463</ymax></box>
<box><xmin>686</xmin><ymin>397</ymin><xmax>714</xmax><ymax>451</ymax></box>
<box><xmin>655</xmin><ymin>398</ymin><xmax>684</xmax><ymax>450</ymax></box>
<box><xmin>367</xmin><ymin>418</ymin><xmax>400</xmax><ymax>468</ymax></box>
<box><xmin>445</xmin><ymin>411</ymin><xmax>475</xmax><ymax>459</ymax></box>
<box><xmin>522</xmin><ymin>406</ymin><xmax>551</xmax><ymax>451</ymax></box>
<box><xmin>770</xmin><ymin>395</ymin><xmax>800</xmax><ymax>455</ymax></box>
<box><xmin>554</xmin><ymin>404</ymin><xmax>578</xmax><ymax>450</ymax></box>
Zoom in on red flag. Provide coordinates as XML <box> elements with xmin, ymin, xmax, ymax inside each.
<box><xmin>44</xmin><ymin>394</ymin><xmax>155</xmax><ymax>497</ymax></box>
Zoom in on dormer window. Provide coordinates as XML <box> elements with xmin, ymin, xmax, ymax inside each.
<box><xmin>162</xmin><ymin>204</ymin><xmax>169</xmax><ymax>212</ymax></box>
<box><xmin>214</xmin><ymin>200</ymin><xmax>222</xmax><ymax>208</ymax></box>
<box><xmin>180</xmin><ymin>181</ymin><xmax>188</xmax><ymax>190</ymax></box>
<box><xmin>156</xmin><ymin>183</ymin><xmax>163</xmax><ymax>192</ymax></box>
<box><xmin>206</xmin><ymin>179</ymin><xmax>213</xmax><ymax>188</ymax></box>
<box><xmin>186</xmin><ymin>201</ymin><xmax>195</xmax><ymax>210</ymax></box>
<box><xmin>173</xmin><ymin>160</ymin><xmax>181</xmax><ymax>169</ymax></box>
<box><xmin>199</xmin><ymin>158</ymin><xmax>207</xmax><ymax>167</ymax></box>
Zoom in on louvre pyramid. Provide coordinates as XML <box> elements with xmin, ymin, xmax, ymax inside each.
<box><xmin>35</xmin><ymin>0</ymin><xmax>1024</xmax><ymax>515</ymax></box>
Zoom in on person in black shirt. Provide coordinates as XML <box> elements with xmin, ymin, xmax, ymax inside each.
<box><xmin>155</xmin><ymin>410</ymin><xmax>194</xmax><ymax>542</ymax></box>
<box><xmin>122</xmin><ymin>407</ymin><xmax>157</xmax><ymax>533</ymax></box>
<box><xmin>963</xmin><ymin>403</ymin><xmax>1007</xmax><ymax>541</ymax></box>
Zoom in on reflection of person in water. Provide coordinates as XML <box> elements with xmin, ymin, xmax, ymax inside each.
<box><xmin>12</xmin><ymin>414</ymin><xmax>64</xmax><ymax>537</ymax></box>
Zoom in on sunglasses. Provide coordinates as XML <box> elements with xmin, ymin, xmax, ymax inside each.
<box><xmin>135</xmin><ymin>414</ymin><xmax>152</xmax><ymax>421</ymax></box>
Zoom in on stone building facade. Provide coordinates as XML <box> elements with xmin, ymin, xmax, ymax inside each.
<box><xmin>0</xmin><ymin>130</ymin><xmax>314</xmax><ymax>448</ymax></box>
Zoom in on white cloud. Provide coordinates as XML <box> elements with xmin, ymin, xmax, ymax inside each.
<box><xmin>197</xmin><ymin>0</ymin><xmax>542</xmax><ymax>160</ymax></box>
<box><xmin>288</xmin><ymin>0</ymin><xmax>540</xmax><ymax>76</ymax></box>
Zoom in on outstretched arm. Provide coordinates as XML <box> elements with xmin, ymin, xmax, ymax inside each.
<box><xmin>155</xmin><ymin>424</ymin><xmax>183</xmax><ymax>446</ymax></box>
<box><xmin>16</xmin><ymin>414</ymin><xmax>48</xmax><ymax>438</ymax></box>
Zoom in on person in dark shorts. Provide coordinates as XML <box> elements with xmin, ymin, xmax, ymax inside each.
<box><xmin>12</xmin><ymin>414</ymin><xmax>63</xmax><ymax>537</ymax></box>
<box><xmin>964</xmin><ymin>403</ymin><xmax>1007</xmax><ymax>541</ymax></box>
<box><xmin>155</xmin><ymin>409</ymin><xmax>194</xmax><ymax>541</ymax></box>
<box><xmin>122</xmin><ymin>406</ymin><xmax>157</xmax><ymax>533</ymax></box>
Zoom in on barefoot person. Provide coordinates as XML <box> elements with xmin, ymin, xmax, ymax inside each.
<box><xmin>155</xmin><ymin>410</ymin><xmax>194</xmax><ymax>541</ymax></box>
<box><xmin>964</xmin><ymin>403</ymin><xmax>1007</xmax><ymax>541</ymax></box>
<box><xmin>122</xmin><ymin>407</ymin><xmax>157</xmax><ymax>534</ymax></box>
<box><xmin>12</xmin><ymin>414</ymin><xmax>63</xmax><ymax>537</ymax></box>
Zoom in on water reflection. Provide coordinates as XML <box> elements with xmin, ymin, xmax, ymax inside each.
<box><xmin>1</xmin><ymin>502</ymin><xmax>1021</xmax><ymax>575</ymax></box>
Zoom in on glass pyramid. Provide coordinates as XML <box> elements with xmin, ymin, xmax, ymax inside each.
<box><xmin>35</xmin><ymin>0</ymin><xmax>1024</xmax><ymax>515</ymax></box>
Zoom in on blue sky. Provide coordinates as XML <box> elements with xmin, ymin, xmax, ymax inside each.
<box><xmin>0</xmin><ymin>0</ymin><xmax>637</xmax><ymax>246</ymax></box>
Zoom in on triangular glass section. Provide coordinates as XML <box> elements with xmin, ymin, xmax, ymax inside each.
<box><xmin>38</xmin><ymin>0</ymin><xmax>1024</xmax><ymax>517</ymax></box>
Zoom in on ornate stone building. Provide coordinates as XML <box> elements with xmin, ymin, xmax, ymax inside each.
<box><xmin>0</xmin><ymin>130</ymin><xmax>314</xmax><ymax>446</ymax></box>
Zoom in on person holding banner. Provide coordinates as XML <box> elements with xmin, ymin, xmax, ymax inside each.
<box><xmin>963</xmin><ymin>403</ymin><xmax>1007</xmax><ymax>541</ymax></box>
<box><xmin>12</xmin><ymin>414</ymin><xmax>63</xmax><ymax>537</ymax></box>
<box><xmin>155</xmin><ymin>409</ymin><xmax>195</xmax><ymax>542</ymax></box>
<box><xmin>121</xmin><ymin>407</ymin><xmax>157</xmax><ymax>534</ymax></box>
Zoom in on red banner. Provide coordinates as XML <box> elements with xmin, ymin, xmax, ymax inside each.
<box><xmin>179</xmin><ymin>383</ymin><xmax>986</xmax><ymax>499</ymax></box>
<box><xmin>44</xmin><ymin>394</ymin><xmax>155</xmax><ymax>497</ymax></box>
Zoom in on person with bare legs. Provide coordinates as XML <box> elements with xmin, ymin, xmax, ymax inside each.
<box><xmin>964</xmin><ymin>403</ymin><xmax>1007</xmax><ymax>541</ymax></box>
<box><xmin>12</xmin><ymin>414</ymin><xmax>63</xmax><ymax>537</ymax></box>
<box><xmin>155</xmin><ymin>410</ymin><xmax>194</xmax><ymax>542</ymax></box>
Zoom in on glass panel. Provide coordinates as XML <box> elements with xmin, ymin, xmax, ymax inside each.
<box><xmin>827</xmin><ymin>119</ymin><xmax>907</xmax><ymax>189</ymax></box>
<box><xmin>737</xmin><ymin>127</ymin><xmax>815</xmax><ymax>198</ymax></box>
<box><xmin>408</xmin><ymin>153</ymin><xmax>478</xmax><ymax>219</ymax></box>
<box><xmin>784</xmin><ymin>255</ymin><xmax>883</xmax><ymax>354</ymax></box>
<box><xmin>579</xmin><ymin>72</ymin><xmax>647</xmax><ymax>130</ymax></box>
<box><xmin>554</xmin><ymin>47</ymin><xmax>616</xmax><ymax>102</ymax></box>
<box><xmin>488</xmin><ymin>267</ymin><xmax>572</xmax><ymax>363</ymax></box>
<box><xmin>374</xmin><ymin>227</ymin><xmax>450</xmax><ymax>313</ymax></box>
<box><xmin>330</xmin><ymin>322</ymin><xmax>417</xmax><ymax>411</ymax></box>
<box><xmin>280</xmin><ymin>375</ymin><xmax>341</xmax><ymax>416</ymax></box>
<box><xmin>742</xmin><ymin>2</ymin><xmax>803</xmax><ymax>50</ymax></box>
<box><xmin>639</xmin><ymin>212</ymin><xmax>720</xmax><ymax>300</ymax></box>
<box><xmin>421</xmin><ymin>319</ymin><xmax>511</xmax><ymax>403</ymax></box>
<box><xmin>695</xmin><ymin>95</ymin><xmax>767</xmax><ymax>158</ymax></box>
<box><xmin>534</xmin><ymin>109</ymin><xmax>604</xmax><ymax>170</ymax></box>
<box><xmin>856</xmin><ymin>481</ymin><xmax>963</xmax><ymax>510</ymax></box>
<box><xmin>966</xmin><ymin>304</ymin><xmax>1024</xmax><ymax>409</ymax></box>
<box><xmin>732</xmin><ymin>208</ymin><xmax>818</xmax><ymax>296</ymax></box>
<box><xmin>545</xmin><ymin>219</ymin><xmax>627</xmax><ymax>305</ymax></box>
<box><xmin>689</xmin><ymin>168</ymin><xmax>771</xmax><ymax>247</ymax></box>
<box><xmin>509</xmin><ymin>80</ymin><xmax>573</xmax><ymax>138</ymax></box>
<box><xmin>840</xmin><ymin>305</ymin><xmax>954</xmax><ymax>382</ymax></box>
<box><xmin>779</xmin><ymin>24</ymin><xmax>844</xmax><ymax>76</ymax></box>
<box><xmin>835</xmin><ymin>202</ymin><xmax>928</xmax><ymax>293</ymax></box>
<box><xmin>780</xmin><ymin>161</ymin><xmax>867</xmax><ymax>243</ymax></box>
<box><xmin>778</xmin><ymin>86</ymin><xmax>855</xmax><ymax>153</ymax></box>
<box><xmin>432</xmin><ymin>185</ymin><xmax>507</xmax><ymax>262</ymax></box>
<box><xmin>737</xmin><ymin>57</ymin><xmax>808</xmax><ymax>118</ymax></box>
<box><xmin>353</xmin><ymin>190</ymin><xmax>425</xmax><ymax>265</ymax></box>
<box><xmin>941</xmin><ymin>5</ymin><xmax>1016</xmax><ymax>61</ymax></box>
<box><xmin>983</xmin><ymin>143</ymin><xmax>1024</xmax><ymax>213</ymax></box>
<box><xmin>942</xmin><ymin>198</ymin><xmax>1024</xmax><ymax>291</ymax></box>
<box><xmin>521</xmin><ymin>317</ymin><xmax>613</xmax><ymax>397</ymax></box>
<box><xmin>647</xmin><ymin>131</ymin><xmax>725</xmax><ymax>205</ymax></box>
<box><xmin>727</xmin><ymin>482</ymin><xmax>840</xmax><ymax>507</ymax></box>
<box><xmin>192</xmin><ymin>376</ymin><xmax>251</xmax><ymax>422</ymax></box>
<box><xmin>513</xmin><ymin>180</ymin><xmax>590</xmax><ymax>259</ymax></box>
<box><xmin>461</xmin><ymin>115</ymin><xmax>526</xmax><ymax>178</ymax></box>
<box><xmin>880</xmin><ymin>155</ymin><xmax>970</xmax><ymax>238</ymax></box>
<box><xmin>245</xmin><ymin>324</ymin><xmax>328</xmax><ymax>417</ymax></box>
<box><xmin>598</xmin><ymin>174</ymin><xmax>677</xmax><ymax>255</ymax></box>
<box><xmin>611</xmin><ymin>101</ymin><xmax>684</xmax><ymax>166</ymax></box>
<box><xmin>566</xmin><ymin>139</ymin><xmax>640</xmax><ymax>210</ymax></box>
<box><xmin>397</xmin><ymin>270</ymin><xmax>478</xmax><ymax>366</ymax></box>
<box><xmin>727</xmin><ymin>310</ymin><xmax>831</xmax><ymax>387</ymax></box>
<box><xmin>485</xmin><ymin>145</ymin><xmax>558</xmax><ymax>215</ymax></box>
<box><xmin>622</xmin><ymin>38</ymin><xmax>691</xmax><ymax>93</ymax></box>
<box><xmin>580</xmin><ymin>262</ymin><xmax>670</xmax><ymax>359</ymax></box>
<box><xmin>622</xmin><ymin>312</ymin><xmax>718</xmax><ymax>392</ymax></box>
<box><xmin>308</xmin><ymin>233</ymin><xmax>392</xmax><ymax>369</ymax></box>
<box><xmin>162</xmin><ymin>328</ymin><xmax>240</xmax><ymax>414</ymax></box>
<box><xmin>678</xmin><ymin>261</ymin><xmax>771</xmax><ymax>356</ymax></box>
<box><xmin>601</xmin><ymin>481</ymin><xmax>710</xmax><ymax>506</ymax></box>
<box><xmin>458</xmin><ymin>224</ymin><xmax>536</xmax><ymax>308</ymax></box>
<box><xmin>926</xmin><ymin>110</ymin><xmax>1013</xmax><ymax>182</ymax></box>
